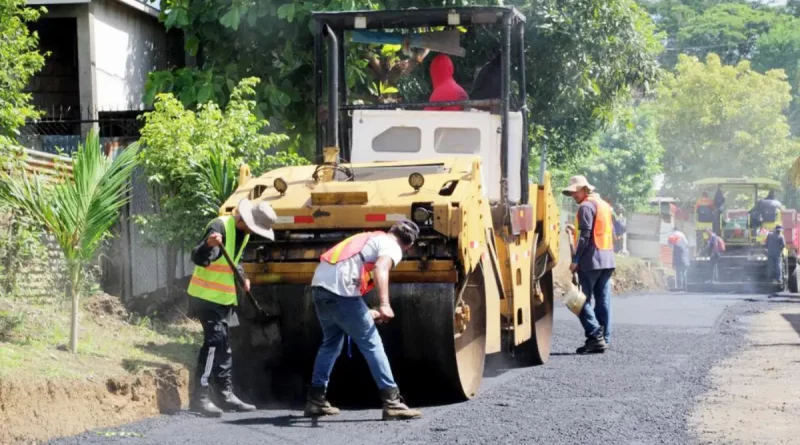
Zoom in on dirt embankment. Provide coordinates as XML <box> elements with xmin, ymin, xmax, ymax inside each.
<box><xmin>1</xmin><ymin>366</ymin><xmax>189</xmax><ymax>445</ymax></box>
<box><xmin>553</xmin><ymin>230</ymin><xmax>665</xmax><ymax>298</ymax></box>
<box><xmin>0</xmin><ymin>294</ymin><xmax>196</xmax><ymax>444</ymax></box>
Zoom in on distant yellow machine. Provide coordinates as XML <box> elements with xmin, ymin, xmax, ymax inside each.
<box><xmin>689</xmin><ymin>177</ymin><xmax>797</xmax><ymax>292</ymax></box>
<box><xmin>218</xmin><ymin>6</ymin><xmax>561</xmax><ymax>404</ymax></box>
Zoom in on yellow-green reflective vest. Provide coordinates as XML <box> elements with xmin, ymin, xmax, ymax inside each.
<box><xmin>187</xmin><ymin>216</ymin><xmax>250</xmax><ymax>306</ymax></box>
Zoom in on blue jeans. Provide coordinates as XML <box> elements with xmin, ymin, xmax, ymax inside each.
<box><xmin>577</xmin><ymin>269</ymin><xmax>613</xmax><ymax>344</ymax></box>
<box><xmin>674</xmin><ymin>264</ymin><xmax>687</xmax><ymax>290</ymax></box>
<box><xmin>310</xmin><ymin>287</ymin><xmax>397</xmax><ymax>390</ymax></box>
<box><xmin>768</xmin><ymin>254</ymin><xmax>782</xmax><ymax>281</ymax></box>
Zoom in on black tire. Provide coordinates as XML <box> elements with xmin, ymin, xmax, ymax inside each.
<box><xmin>789</xmin><ymin>266</ymin><xmax>798</xmax><ymax>294</ymax></box>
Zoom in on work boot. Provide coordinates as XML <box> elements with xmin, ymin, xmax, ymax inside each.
<box><xmin>379</xmin><ymin>387</ymin><xmax>422</xmax><ymax>421</ymax></box>
<box><xmin>576</xmin><ymin>334</ymin><xmax>608</xmax><ymax>355</ymax></box>
<box><xmin>304</xmin><ymin>386</ymin><xmax>340</xmax><ymax>417</ymax></box>
<box><xmin>190</xmin><ymin>385</ymin><xmax>223</xmax><ymax>418</ymax></box>
<box><xmin>217</xmin><ymin>380</ymin><xmax>256</xmax><ymax>412</ymax></box>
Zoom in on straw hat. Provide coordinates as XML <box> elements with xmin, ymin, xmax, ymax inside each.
<box><xmin>561</xmin><ymin>175</ymin><xmax>595</xmax><ymax>197</ymax></box>
<box><xmin>236</xmin><ymin>198</ymin><xmax>276</xmax><ymax>241</ymax></box>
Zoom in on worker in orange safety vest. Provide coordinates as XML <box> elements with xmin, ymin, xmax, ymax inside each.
<box><xmin>304</xmin><ymin>220</ymin><xmax>423</xmax><ymax>421</ymax></box>
<box><xmin>563</xmin><ymin>175</ymin><xmax>616</xmax><ymax>355</ymax></box>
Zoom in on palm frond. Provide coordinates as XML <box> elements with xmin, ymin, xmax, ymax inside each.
<box><xmin>0</xmin><ymin>131</ymin><xmax>138</xmax><ymax>275</ymax></box>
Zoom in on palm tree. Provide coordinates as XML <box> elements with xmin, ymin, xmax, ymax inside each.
<box><xmin>0</xmin><ymin>131</ymin><xmax>138</xmax><ymax>353</ymax></box>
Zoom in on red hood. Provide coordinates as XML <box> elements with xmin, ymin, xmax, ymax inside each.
<box><xmin>430</xmin><ymin>54</ymin><xmax>455</xmax><ymax>88</ymax></box>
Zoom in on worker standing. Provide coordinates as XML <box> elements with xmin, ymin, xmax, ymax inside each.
<box><xmin>766</xmin><ymin>225</ymin><xmax>786</xmax><ymax>284</ymax></box>
<box><xmin>562</xmin><ymin>175</ymin><xmax>616</xmax><ymax>354</ymax></box>
<box><xmin>304</xmin><ymin>220</ymin><xmax>423</xmax><ymax>421</ymax></box>
<box><xmin>668</xmin><ymin>229</ymin><xmax>690</xmax><ymax>291</ymax></box>
<box><xmin>187</xmin><ymin>198</ymin><xmax>277</xmax><ymax>417</ymax></box>
<box><xmin>703</xmin><ymin>228</ymin><xmax>725</xmax><ymax>283</ymax></box>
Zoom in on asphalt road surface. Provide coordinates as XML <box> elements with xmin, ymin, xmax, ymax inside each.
<box><xmin>49</xmin><ymin>291</ymin><xmax>767</xmax><ymax>445</ymax></box>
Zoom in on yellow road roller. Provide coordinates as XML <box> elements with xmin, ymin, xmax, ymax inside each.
<box><xmin>219</xmin><ymin>6</ymin><xmax>560</xmax><ymax>405</ymax></box>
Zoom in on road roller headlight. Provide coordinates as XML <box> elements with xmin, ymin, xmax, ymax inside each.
<box><xmin>273</xmin><ymin>177</ymin><xmax>288</xmax><ymax>195</ymax></box>
<box><xmin>412</xmin><ymin>207</ymin><xmax>431</xmax><ymax>224</ymax></box>
<box><xmin>409</xmin><ymin>172</ymin><xmax>425</xmax><ymax>191</ymax></box>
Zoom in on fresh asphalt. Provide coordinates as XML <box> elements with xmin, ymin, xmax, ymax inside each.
<box><xmin>48</xmin><ymin>291</ymin><xmax>773</xmax><ymax>445</ymax></box>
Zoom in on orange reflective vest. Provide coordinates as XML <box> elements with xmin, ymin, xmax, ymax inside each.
<box><xmin>573</xmin><ymin>196</ymin><xmax>614</xmax><ymax>251</ymax></box>
<box><xmin>320</xmin><ymin>231</ymin><xmax>385</xmax><ymax>296</ymax></box>
<box><xmin>695</xmin><ymin>196</ymin><xmax>713</xmax><ymax>210</ymax></box>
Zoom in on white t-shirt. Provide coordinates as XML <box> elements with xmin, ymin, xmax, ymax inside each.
<box><xmin>311</xmin><ymin>234</ymin><xmax>404</xmax><ymax>297</ymax></box>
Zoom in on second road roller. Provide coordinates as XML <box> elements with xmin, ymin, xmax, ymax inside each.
<box><xmin>218</xmin><ymin>6</ymin><xmax>561</xmax><ymax>405</ymax></box>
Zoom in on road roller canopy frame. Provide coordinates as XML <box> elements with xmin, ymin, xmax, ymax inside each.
<box><xmin>311</xmin><ymin>6</ymin><xmax>534</xmax><ymax>207</ymax></box>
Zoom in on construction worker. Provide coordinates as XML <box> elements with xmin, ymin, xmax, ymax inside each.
<box><xmin>766</xmin><ymin>225</ymin><xmax>786</xmax><ymax>284</ymax></box>
<box><xmin>187</xmin><ymin>198</ymin><xmax>277</xmax><ymax>417</ymax></box>
<box><xmin>304</xmin><ymin>220</ymin><xmax>423</xmax><ymax>421</ymax></box>
<box><xmin>668</xmin><ymin>228</ymin><xmax>690</xmax><ymax>291</ymax></box>
<box><xmin>695</xmin><ymin>191</ymin><xmax>713</xmax><ymax>210</ymax></box>
<box><xmin>562</xmin><ymin>175</ymin><xmax>615</xmax><ymax>354</ymax></box>
<box><xmin>752</xmin><ymin>190</ymin><xmax>783</xmax><ymax>230</ymax></box>
<box><xmin>702</xmin><ymin>228</ymin><xmax>725</xmax><ymax>283</ymax></box>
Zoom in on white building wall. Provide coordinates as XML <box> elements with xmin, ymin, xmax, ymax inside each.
<box><xmin>93</xmin><ymin>0</ymin><xmax>166</xmax><ymax>111</ymax></box>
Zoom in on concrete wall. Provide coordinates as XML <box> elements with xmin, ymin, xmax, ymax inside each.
<box><xmin>92</xmin><ymin>0</ymin><xmax>168</xmax><ymax>111</ymax></box>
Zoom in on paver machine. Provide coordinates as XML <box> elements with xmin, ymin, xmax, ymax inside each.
<box><xmin>218</xmin><ymin>6</ymin><xmax>561</xmax><ymax>405</ymax></box>
<box><xmin>687</xmin><ymin>177</ymin><xmax>799</xmax><ymax>293</ymax></box>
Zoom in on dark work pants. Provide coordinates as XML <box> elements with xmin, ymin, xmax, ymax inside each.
<box><xmin>196</xmin><ymin>319</ymin><xmax>232</xmax><ymax>389</ymax></box>
<box><xmin>674</xmin><ymin>264</ymin><xmax>687</xmax><ymax>290</ymax></box>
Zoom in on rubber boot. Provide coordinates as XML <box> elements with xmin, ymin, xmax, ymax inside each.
<box><xmin>190</xmin><ymin>386</ymin><xmax>223</xmax><ymax>418</ymax></box>
<box><xmin>217</xmin><ymin>380</ymin><xmax>256</xmax><ymax>412</ymax></box>
<box><xmin>576</xmin><ymin>334</ymin><xmax>608</xmax><ymax>355</ymax></box>
<box><xmin>303</xmin><ymin>386</ymin><xmax>340</xmax><ymax>417</ymax></box>
<box><xmin>380</xmin><ymin>387</ymin><xmax>422</xmax><ymax>421</ymax></box>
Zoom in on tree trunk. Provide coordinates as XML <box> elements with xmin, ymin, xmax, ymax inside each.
<box><xmin>165</xmin><ymin>243</ymin><xmax>178</xmax><ymax>299</ymax></box>
<box><xmin>68</xmin><ymin>263</ymin><xmax>82</xmax><ymax>354</ymax></box>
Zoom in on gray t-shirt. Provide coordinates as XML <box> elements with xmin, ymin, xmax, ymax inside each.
<box><xmin>311</xmin><ymin>234</ymin><xmax>404</xmax><ymax>297</ymax></box>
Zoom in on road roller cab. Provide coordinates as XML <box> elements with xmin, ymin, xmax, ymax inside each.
<box><xmin>217</xmin><ymin>6</ymin><xmax>561</xmax><ymax>405</ymax></box>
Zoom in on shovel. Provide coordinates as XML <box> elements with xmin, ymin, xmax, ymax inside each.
<box><xmin>218</xmin><ymin>244</ymin><xmax>277</xmax><ymax>322</ymax></box>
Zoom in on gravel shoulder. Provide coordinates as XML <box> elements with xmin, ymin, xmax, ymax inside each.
<box><xmin>46</xmin><ymin>291</ymin><xmax>760</xmax><ymax>445</ymax></box>
<box><xmin>690</xmin><ymin>295</ymin><xmax>800</xmax><ymax>445</ymax></box>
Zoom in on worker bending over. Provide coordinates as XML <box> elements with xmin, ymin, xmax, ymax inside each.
<box><xmin>668</xmin><ymin>229</ymin><xmax>690</xmax><ymax>291</ymax></box>
<box><xmin>305</xmin><ymin>220</ymin><xmax>422</xmax><ymax>420</ymax></box>
<box><xmin>187</xmin><ymin>199</ymin><xmax>277</xmax><ymax>417</ymax></box>
<box><xmin>563</xmin><ymin>175</ymin><xmax>616</xmax><ymax>354</ymax></box>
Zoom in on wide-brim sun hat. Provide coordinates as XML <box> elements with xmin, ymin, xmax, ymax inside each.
<box><xmin>562</xmin><ymin>175</ymin><xmax>596</xmax><ymax>197</ymax></box>
<box><xmin>237</xmin><ymin>198</ymin><xmax>276</xmax><ymax>241</ymax></box>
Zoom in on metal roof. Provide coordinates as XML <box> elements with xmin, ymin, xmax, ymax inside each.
<box><xmin>693</xmin><ymin>177</ymin><xmax>782</xmax><ymax>189</ymax></box>
<box><xmin>311</xmin><ymin>6</ymin><xmax>525</xmax><ymax>30</ymax></box>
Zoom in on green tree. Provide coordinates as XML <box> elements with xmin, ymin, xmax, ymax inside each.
<box><xmin>0</xmin><ymin>0</ymin><xmax>46</xmax><ymax>137</ymax></box>
<box><xmin>675</xmin><ymin>3</ymin><xmax>778</xmax><ymax>65</ymax></box>
<box><xmin>577</xmin><ymin>107</ymin><xmax>663</xmax><ymax>211</ymax></box>
<box><xmin>135</xmin><ymin>77</ymin><xmax>303</xmax><ymax>296</ymax></box>
<box><xmin>752</xmin><ymin>15</ymin><xmax>800</xmax><ymax>134</ymax></box>
<box><xmin>146</xmin><ymin>0</ymin><xmax>662</xmax><ymax>167</ymax></box>
<box><xmin>652</xmin><ymin>53</ymin><xmax>799</xmax><ymax>198</ymax></box>
<box><xmin>0</xmin><ymin>0</ymin><xmax>47</xmax><ymax>163</ymax></box>
<box><xmin>0</xmin><ymin>132</ymin><xmax>138</xmax><ymax>353</ymax></box>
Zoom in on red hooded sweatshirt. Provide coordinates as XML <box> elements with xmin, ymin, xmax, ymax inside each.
<box><xmin>425</xmin><ymin>54</ymin><xmax>468</xmax><ymax>111</ymax></box>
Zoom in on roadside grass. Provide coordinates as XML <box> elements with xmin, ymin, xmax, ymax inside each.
<box><xmin>0</xmin><ymin>295</ymin><xmax>201</xmax><ymax>381</ymax></box>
